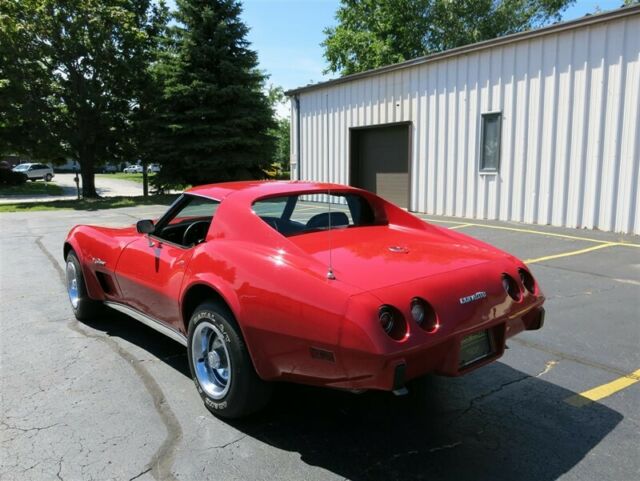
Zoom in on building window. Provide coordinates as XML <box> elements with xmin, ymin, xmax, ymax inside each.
<box><xmin>480</xmin><ymin>112</ymin><xmax>502</xmax><ymax>172</ymax></box>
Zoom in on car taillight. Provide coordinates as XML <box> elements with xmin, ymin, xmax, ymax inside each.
<box><xmin>378</xmin><ymin>305</ymin><xmax>407</xmax><ymax>340</ymax></box>
<box><xmin>502</xmin><ymin>274</ymin><xmax>522</xmax><ymax>301</ymax></box>
<box><xmin>411</xmin><ymin>297</ymin><xmax>438</xmax><ymax>332</ymax></box>
<box><xmin>518</xmin><ymin>268</ymin><xmax>536</xmax><ymax>294</ymax></box>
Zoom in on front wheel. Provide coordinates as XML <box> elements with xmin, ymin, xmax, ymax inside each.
<box><xmin>65</xmin><ymin>251</ymin><xmax>102</xmax><ymax>320</ymax></box>
<box><xmin>187</xmin><ymin>302</ymin><xmax>272</xmax><ymax>418</ymax></box>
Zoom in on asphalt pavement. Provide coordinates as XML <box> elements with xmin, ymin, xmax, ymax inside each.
<box><xmin>0</xmin><ymin>205</ymin><xmax>638</xmax><ymax>481</ymax></box>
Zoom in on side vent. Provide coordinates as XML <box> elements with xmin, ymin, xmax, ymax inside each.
<box><xmin>95</xmin><ymin>272</ymin><xmax>116</xmax><ymax>295</ymax></box>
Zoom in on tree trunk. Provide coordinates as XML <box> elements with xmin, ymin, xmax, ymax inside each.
<box><xmin>142</xmin><ymin>161</ymin><xmax>148</xmax><ymax>197</ymax></box>
<box><xmin>79</xmin><ymin>152</ymin><xmax>99</xmax><ymax>198</ymax></box>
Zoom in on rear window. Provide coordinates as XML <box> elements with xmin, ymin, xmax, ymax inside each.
<box><xmin>253</xmin><ymin>193</ymin><xmax>378</xmax><ymax>236</ymax></box>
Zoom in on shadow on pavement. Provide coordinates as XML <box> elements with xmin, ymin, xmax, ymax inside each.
<box><xmin>85</xmin><ymin>311</ymin><xmax>622</xmax><ymax>481</ymax></box>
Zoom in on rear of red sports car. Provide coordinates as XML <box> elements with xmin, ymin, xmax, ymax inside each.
<box><xmin>283</xmin><ymin>212</ymin><xmax>545</xmax><ymax>393</ymax></box>
<box><xmin>250</xmin><ymin>189</ymin><xmax>544</xmax><ymax>391</ymax></box>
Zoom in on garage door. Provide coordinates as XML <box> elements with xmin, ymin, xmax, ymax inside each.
<box><xmin>350</xmin><ymin>124</ymin><xmax>410</xmax><ymax>208</ymax></box>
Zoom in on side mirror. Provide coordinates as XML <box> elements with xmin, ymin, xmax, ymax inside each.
<box><xmin>136</xmin><ymin>219</ymin><xmax>155</xmax><ymax>234</ymax></box>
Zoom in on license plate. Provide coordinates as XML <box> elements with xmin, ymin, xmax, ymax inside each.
<box><xmin>459</xmin><ymin>329</ymin><xmax>494</xmax><ymax>368</ymax></box>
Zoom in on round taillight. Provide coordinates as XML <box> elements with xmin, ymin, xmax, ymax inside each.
<box><xmin>378</xmin><ymin>305</ymin><xmax>407</xmax><ymax>340</ymax></box>
<box><xmin>379</xmin><ymin>306</ymin><xmax>395</xmax><ymax>334</ymax></box>
<box><xmin>518</xmin><ymin>268</ymin><xmax>536</xmax><ymax>294</ymax></box>
<box><xmin>502</xmin><ymin>274</ymin><xmax>522</xmax><ymax>301</ymax></box>
<box><xmin>411</xmin><ymin>297</ymin><xmax>438</xmax><ymax>332</ymax></box>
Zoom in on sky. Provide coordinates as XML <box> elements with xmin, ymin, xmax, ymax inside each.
<box><xmin>239</xmin><ymin>0</ymin><xmax>625</xmax><ymax>94</ymax></box>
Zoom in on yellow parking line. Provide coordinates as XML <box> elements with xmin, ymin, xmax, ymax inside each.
<box><xmin>460</xmin><ymin>223</ymin><xmax>614</xmax><ymax>244</ymax></box>
<box><xmin>565</xmin><ymin>369</ymin><xmax>640</xmax><ymax>407</ymax></box>
<box><xmin>449</xmin><ymin>223</ymin><xmax>474</xmax><ymax>230</ymax></box>
<box><xmin>524</xmin><ymin>243</ymin><xmax>618</xmax><ymax>264</ymax></box>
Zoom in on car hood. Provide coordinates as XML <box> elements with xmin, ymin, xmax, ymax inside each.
<box><xmin>287</xmin><ymin>225</ymin><xmax>511</xmax><ymax>292</ymax></box>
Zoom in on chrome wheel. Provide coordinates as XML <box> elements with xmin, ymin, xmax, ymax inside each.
<box><xmin>191</xmin><ymin>321</ymin><xmax>231</xmax><ymax>399</ymax></box>
<box><xmin>66</xmin><ymin>260</ymin><xmax>80</xmax><ymax>309</ymax></box>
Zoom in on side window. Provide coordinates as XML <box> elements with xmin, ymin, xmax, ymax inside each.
<box><xmin>167</xmin><ymin>196</ymin><xmax>219</xmax><ymax>225</ymax></box>
<box><xmin>480</xmin><ymin>112</ymin><xmax>502</xmax><ymax>172</ymax></box>
<box><xmin>154</xmin><ymin>195</ymin><xmax>220</xmax><ymax>246</ymax></box>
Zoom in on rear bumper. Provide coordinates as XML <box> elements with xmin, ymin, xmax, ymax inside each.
<box><xmin>330</xmin><ymin>306</ymin><xmax>546</xmax><ymax>391</ymax></box>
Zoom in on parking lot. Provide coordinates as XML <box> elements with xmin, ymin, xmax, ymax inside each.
<box><xmin>1</xmin><ymin>204</ymin><xmax>638</xmax><ymax>481</ymax></box>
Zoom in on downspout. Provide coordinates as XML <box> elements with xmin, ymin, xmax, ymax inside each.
<box><xmin>294</xmin><ymin>95</ymin><xmax>301</xmax><ymax>180</ymax></box>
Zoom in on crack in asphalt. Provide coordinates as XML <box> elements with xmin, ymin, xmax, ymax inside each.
<box><xmin>129</xmin><ymin>467</ymin><xmax>152</xmax><ymax>481</ymax></box>
<box><xmin>444</xmin><ymin>375</ymin><xmax>531</xmax><ymax>428</ymax></box>
<box><xmin>359</xmin><ymin>440</ymin><xmax>463</xmax><ymax>477</ymax></box>
<box><xmin>35</xmin><ymin>236</ymin><xmax>183</xmax><ymax>481</ymax></box>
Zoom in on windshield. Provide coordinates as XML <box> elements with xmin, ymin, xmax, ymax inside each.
<box><xmin>253</xmin><ymin>192</ymin><xmax>379</xmax><ymax>236</ymax></box>
<box><xmin>13</xmin><ymin>165</ymin><xmax>29</xmax><ymax>171</ymax></box>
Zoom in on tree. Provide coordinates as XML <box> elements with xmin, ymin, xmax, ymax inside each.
<box><xmin>323</xmin><ymin>0</ymin><xmax>575</xmax><ymax>75</ymax></box>
<box><xmin>150</xmin><ymin>0</ymin><xmax>276</xmax><ymax>189</ymax></box>
<box><xmin>267</xmin><ymin>86</ymin><xmax>290</xmax><ymax>177</ymax></box>
<box><xmin>0</xmin><ymin>0</ymin><xmax>167</xmax><ymax>197</ymax></box>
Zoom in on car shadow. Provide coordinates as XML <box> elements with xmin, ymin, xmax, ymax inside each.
<box><xmin>84</xmin><ymin>311</ymin><xmax>622</xmax><ymax>481</ymax></box>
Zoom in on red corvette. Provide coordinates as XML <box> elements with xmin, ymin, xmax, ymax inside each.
<box><xmin>64</xmin><ymin>181</ymin><xmax>545</xmax><ymax>418</ymax></box>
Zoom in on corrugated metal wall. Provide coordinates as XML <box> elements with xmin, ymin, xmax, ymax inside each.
<box><xmin>290</xmin><ymin>13</ymin><xmax>640</xmax><ymax>234</ymax></box>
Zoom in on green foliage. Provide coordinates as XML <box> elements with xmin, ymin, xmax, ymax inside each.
<box><xmin>323</xmin><ymin>0</ymin><xmax>575</xmax><ymax>75</ymax></box>
<box><xmin>0</xmin><ymin>180</ymin><xmax>63</xmax><ymax>195</ymax></box>
<box><xmin>0</xmin><ymin>194</ymin><xmax>178</xmax><ymax>212</ymax></box>
<box><xmin>0</xmin><ymin>0</ymin><xmax>168</xmax><ymax>197</ymax></box>
<box><xmin>266</xmin><ymin>86</ymin><xmax>290</xmax><ymax>177</ymax></box>
<box><xmin>271</xmin><ymin>117</ymin><xmax>290</xmax><ymax>177</ymax></box>
<box><xmin>149</xmin><ymin>0</ymin><xmax>276</xmax><ymax>190</ymax></box>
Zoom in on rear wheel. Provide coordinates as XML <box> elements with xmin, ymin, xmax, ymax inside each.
<box><xmin>44</xmin><ymin>173</ymin><xmax>53</xmax><ymax>182</ymax></box>
<box><xmin>187</xmin><ymin>301</ymin><xmax>272</xmax><ymax>418</ymax></box>
<box><xmin>65</xmin><ymin>251</ymin><xmax>102</xmax><ymax>321</ymax></box>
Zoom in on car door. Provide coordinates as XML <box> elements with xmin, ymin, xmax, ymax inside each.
<box><xmin>31</xmin><ymin>164</ymin><xmax>46</xmax><ymax>178</ymax></box>
<box><xmin>115</xmin><ymin>195</ymin><xmax>220</xmax><ymax>334</ymax></box>
<box><xmin>116</xmin><ymin>238</ymin><xmax>195</xmax><ymax>332</ymax></box>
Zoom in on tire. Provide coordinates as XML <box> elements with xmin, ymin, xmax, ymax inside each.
<box><xmin>44</xmin><ymin>173</ymin><xmax>53</xmax><ymax>182</ymax></box>
<box><xmin>65</xmin><ymin>251</ymin><xmax>102</xmax><ymax>321</ymax></box>
<box><xmin>187</xmin><ymin>301</ymin><xmax>272</xmax><ymax>418</ymax></box>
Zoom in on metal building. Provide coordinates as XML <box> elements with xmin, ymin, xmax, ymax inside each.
<box><xmin>287</xmin><ymin>6</ymin><xmax>640</xmax><ymax>234</ymax></box>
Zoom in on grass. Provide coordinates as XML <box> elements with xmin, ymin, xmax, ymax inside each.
<box><xmin>97</xmin><ymin>173</ymin><xmax>156</xmax><ymax>183</ymax></box>
<box><xmin>0</xmin><ymin>181</ymin><xmax>64</xmax><ymax>196</ymax></box>
<box><xmin>0</xmin><ymin>194</ymin><xmax>178</xmax><ymax>213</ymax></box>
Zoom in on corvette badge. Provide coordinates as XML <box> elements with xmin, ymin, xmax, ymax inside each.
<box><xmin>459</xmin><ymin>291</ymin><xmax>487</xmax><ymax>304</ymax></box>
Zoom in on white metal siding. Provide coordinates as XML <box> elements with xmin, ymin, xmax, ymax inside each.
<box><xmin>291</xmin><ymin>13</ymin><xmax>640</xmax><ymax>234</ymax></box>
